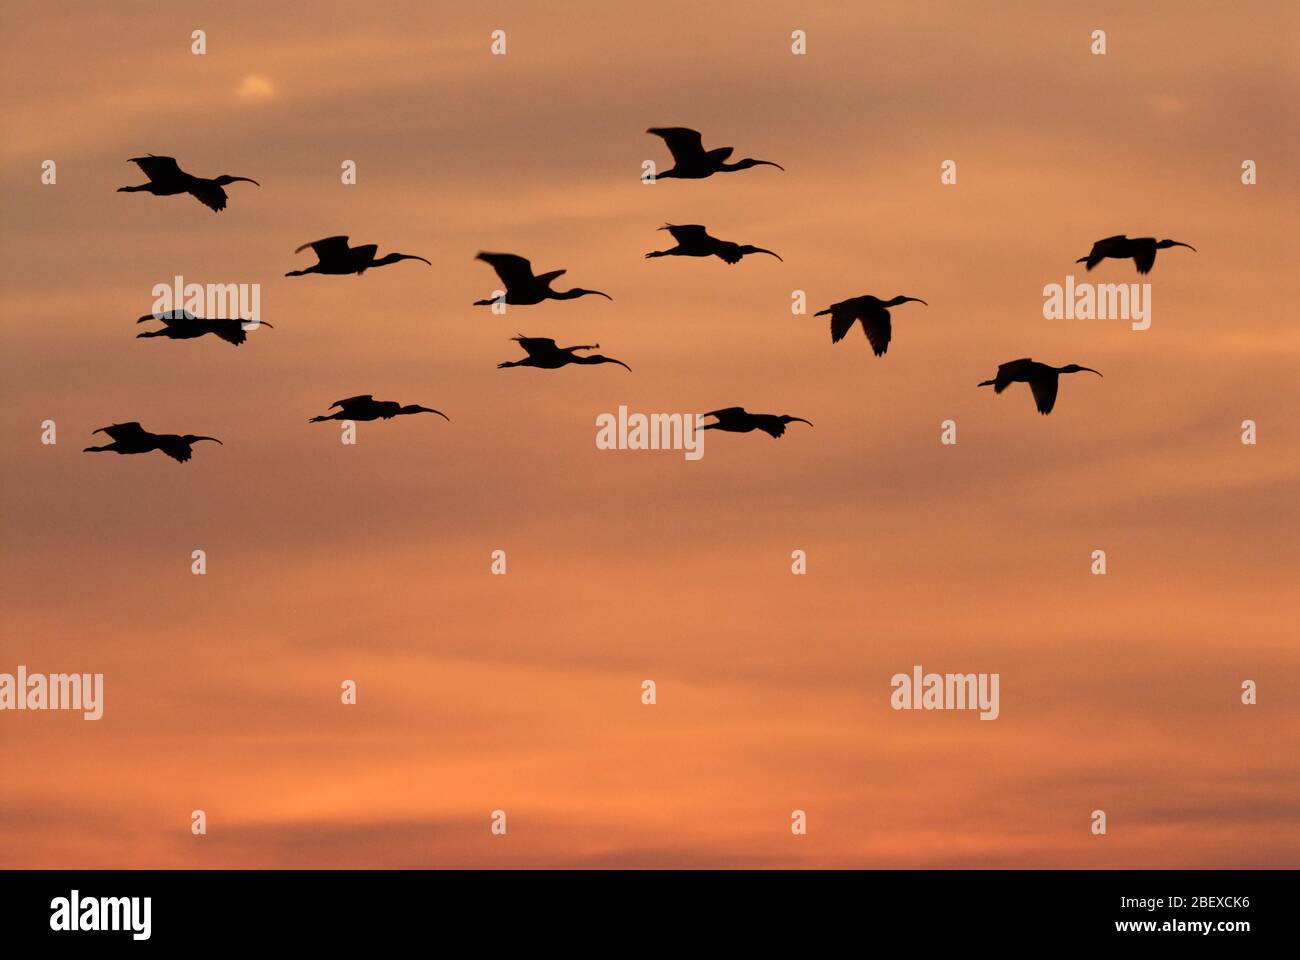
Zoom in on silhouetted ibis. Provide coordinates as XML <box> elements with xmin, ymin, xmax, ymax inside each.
<box><xmin>84</xmin><ymin>422</ymin><xmax>222</xmax><ymax>463</ymax></box>
<box><xmin>117</xmin><ymin>155</ymin><xmax>258</xmax><ymax>212</ymax></box>
<box><xmin>703</xmin><ymin>407</ymin><xmax>812</xmax><ymax>438</ymax></box>
<box><xmin>645</xmin><ymin>224</ymin><xmax>781</xmax><ymax>265</ymax></box>
<box><xmin>646</xmin><ymin>127</ymin><xmax>783</xmax><ymax>180</ymax></box>
<box><xmin>1076</xmin><ymin>235</ymin><xmax>1196</xmax><ymax>274</ymax></box>
<box><xmin>473</xmin><ymin>253</ymin><xmax>612</xmax><ymax>306</ymax></box>
<box><xmin>136</xmin><ymin>311</ymin><xmax>272</xmax><ymax>347</ymax></box>
<box><xmin>309</xmin><ymin>395</ymin><xmax>449</xmax><ymax>423</ymax></box>
<box><xmin>814</xmin><ymin>294</ymin><xmax>927</xmax><ymax>356</ymax></box>
<box><xmin>978</xmin><ymin>359</ymin><xmax>1102</xmax><ymax>415</ymax></box>
<box><xmin>286</xmin><ymin>236</ymin><xmax>431</xmax><ymax>276</ymax></box>
<box><xmin>498</xmin><ymin>336</ymin><xmax>630</xmax><ymax>371</ymax></box>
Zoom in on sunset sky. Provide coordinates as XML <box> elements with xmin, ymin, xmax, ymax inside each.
<box><xmin>1</xmin><ymin>0</ymin><xmax>1297</xmax><ymax>868</ymax></box>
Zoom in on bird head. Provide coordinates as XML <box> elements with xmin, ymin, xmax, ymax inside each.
<box><xmin>733</xmin><ymin>158</ymin><xmax>785</xmax><ymax>171</ymax></box>
<box><xmin>215</xmin><ymin>175</ymin><xmax>260</xmax><ymax>186</ymax></box>
<box><xmin>1060</xmin><ymin>365</ymin><xmax>1102</xmax><ymax>377</ymax></box>
<box><xmin>403</xmin><ymin>405</ymin><xmax>450</xmax><ymax>420</ymax></box>
<box><xmin>1156</xmin><ymin>239</ymin><xmax>1196</xmax><ymax>252</ymax></box>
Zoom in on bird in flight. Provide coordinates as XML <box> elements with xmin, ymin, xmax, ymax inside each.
<box><xmin>136</xmin><ymin>311</ymin><xmax>272</xmax><ymax>347</ymax></box>
<box><xmin>309</xmin><ymin>395</ymin><xmax>449</xmax><ymax>423</ymax></box>
<box><xmin>83</xmin><ymin>422</ymin><xmax>222</xmax><ymax>463</ymax></box>
<box><xmin>498</xmin><ymin>336</ymin><xmax>630</xmax><ymax>371</ymax></box>
<box><xmin>473</xmin><ymin>253</ymin><xmax>612</xmax><ymax>306</ymax></box>
<box><xmin>117</xmin><ymin>155</ymin><xmax>259</xmax><ymax>212</ymax></box>
<box><xmin>978</xmin><ymin>359</ymin><xmax>1102</xmax><ymax>415</ymax></box>
<box><xmin>646</xmin><ymin>127</ymin><xmax>783</xmax><ymax>180</ymax></box>
<box><xmin>1076</xmin><ymin>235</ymin><xmax>1196</xmax><ymax>274</ymax></box>
<box><xmin>703</xmin><ymin>407</ymin><xmax>812</xmax><ymax>438</ymax></box>
<box><xmin>645</xmin><ymin>224</ymin><xmax>782</xmax><ymax>265</ymax></box>
<box><xmin>286</xmin><ymin>236</ymin><xmax>431</xmax><ymax>276</ymax></box>
<box><xmin>814</xmin><ymin>294</ymin><xmax>928</xmax><ymax>356</ymax></box>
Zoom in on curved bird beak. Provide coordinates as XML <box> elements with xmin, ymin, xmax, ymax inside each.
<box><xmin>790</xmin><ymin>417</ymin><xmax>813</xmax><ymax>426</ymax></box>
<box><xmin>756</xmin><ymin>160</ymin><xmax>785</xmax><ymax>171</ymax></box>
<box><xmin>418</xmin><ymin>407</ymin><xmax>450</xmax><ymax>420</ymax></box>
<box><xmin>195</xmin><ymin>437</ymin><xmax>223</xmax><ymax>444</ymax></box>
<box><xmin>902</xmin><ymin>297</ymin><xmax>928</xmax><ymax>306</ymax></box>
<box><xmin>609</xmin><ymin>359</ymin><xmax>632</xmax><ymax>371</ymax></box>
<box><xmin>230</xmin><ymin>177</ymin><xmax>260</xmax><ymax>186</ymax></box>
<box><xmin>1080</xmin><ymin>367</ymin><xmax>1102</xmax><ymax>377</ymax></box>
<box><xmin>1170</xmin><ymin>241</ymin><xmax>1196</xmax><ymax>252</ymax></box>
<box><xmin>586</xmin><ymin>290</ymin><xmax>614</xmax><ymax>301</ymax></box>
<box><xmin>755</xmin><ymin>248</ymin><xmax>783</xmax><ymax>261</ymax></box>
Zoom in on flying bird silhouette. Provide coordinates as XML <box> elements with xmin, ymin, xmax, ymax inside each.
<box><xmin>309</xmin><ymin>395</ymin><xmax>449</xmax><ymax>423</ymax></box>
<box><xmin>645</xmin><ymin>224</ymin><xmax>781</xmax><ymax>265</ymax></box>
<box><xmin>1076</xmin><ymin>235</ymin><xmax>1196</xmax><ymax>274</ymax></box>
<box><xmin>286</xmin><ymin>236</ymin><xmax>431</xmax><ymax>276</ymax></box>
<box><xmin>497</xmin><ymin>336</ymin><xmax>630</xmax><ymax>371</ymax></box>
<box><xmin>646</xmin><ymin>127</ymin><xmax>783</xmax><ymax>180</ymax></box>
<box><xmin>814</xmin><ymin>294</ymin><xmax>927</xmax><ymax>356</ymax></box>
<box><xmin>978</xmin><ymin>359</ymin><xmax>1102</xmax><ymax>415</ymax></box>
<box><xmin>117</xmin><ymin>155</ymin><xmax>259</xmax><ymax>212</ymax></box>
<box><xmin>83</xmin><ymin>422</ymin><xmax>222</xmax><ymax>462</ymax></box>
<box><xmin>702</xmin><ymin>407</ymin><xmax>812</xmax><ymax>438</ymax></box>
<box><xmin>473</xmin><ymin>253</ymin><xmax>612</xmax><ymax>306</ymax></box>
<box><xmin>136</xmin><ymin>311</ymin><xmax>272</xmax><ymax>347</ymax></box>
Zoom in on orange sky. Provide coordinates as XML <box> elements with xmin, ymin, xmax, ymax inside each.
<box><xmin>1</xmin><ymin>0</ymin><xmax>1298</xmax><ymax>868</ymax></box>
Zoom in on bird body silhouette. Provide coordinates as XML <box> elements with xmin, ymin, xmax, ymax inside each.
<box><xmin>645</xmin><ymin>224</ymin><xmax>781</xmax><ymax>265</ymax></box>
<box><xmin>498</xmin><ymin>336</ymin><xmax>630</xmax><ymax>371</ymax></box>
<box><xmin>473</xmin><ymin>253</ymin><xmax>611</xmax><ymax>305</ymax></box>
<box><xmin>703</xmin><ymin>407</ymin><xmax>812</xmax><ymax>438</ymax></box>
<box><xmin>287</xmin><ymin>236</ymin><xmax>431</xmax><ymax>276</ymax></box>
<box><xmin>136</xmin><ymin>311</ymin><xmax>272</xmax><ymax>347</ymax></box>
<box><xmin>83</xmin><ymin>422</ymin><xmax>222</xmax><ymax>462</ymax></box>
<box><xmin>814</xmin><ymin>294</ymin><xmax>927</xmax><ymax>356</ymax></box>
<box><xmin>117</xmin><ymin>155</ymin><xmax>258</xmax><ymax>212</ymax></box>
<box><xmin>1076</xmin><ymin>235</ymin><xmax>1196</xmax><ymax>274</ymax></box>
<box><xmin>309</xmin><ymin>395</ymin><xmax>449</xmax><ymax>423</ymax></box>
<box><xmin>647</xmin><ymin>127</ymin><xmax>783</xmax><ymax>180</ymax></box>
<box><xmin>978</xmin><ymin>359</ymin><xmax>1102</xmax><ymax>415</ymax></box>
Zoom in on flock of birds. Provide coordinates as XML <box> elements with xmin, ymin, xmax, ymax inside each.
<box><xmin>92</xmin><ymin>131</ymin><xmax>1197</xmax><ymax>459</ymax></box>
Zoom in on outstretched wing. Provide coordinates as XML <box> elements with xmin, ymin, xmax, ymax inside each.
<box><xmin>296</xmin><ymin>236</ymin><xmax>351</xmax><ymax>257</ymax></box>
<box><xmin>994</xmin><ymin>358</ymin><xmax>1034</xmax><ymax>392</ymax></box>
<box><xmin>662</xmin><ymin>223</ymin><xmax>710</xmax><ymax>245</ymax></box>
<box><xmin>1086</xmin><ymin>235</ymin><xmax>1127</xmax><ymax>269</ymax></box>
<box><xmin>828</xmin><ymin>308</ymin><xmax>856</xmax><ymax>344</ymax></box>
<box><xmin>138</xmin><ymin>310</ymin><xmax>200</xmax><ymax>326</ymax></box>
<box><xmin>862</xmin><ymin>315</ymin><xmax>891</xmax><ymax>356</ymax></box>
<box><xmin>704</xmin><ymin>407</ymin><xmax>746</xmax><ymax>418</ymax></box>
<box><xmin>1029</xmin><ymin>373</ymin><xmax>1059</xmax><ymax>415</ymax></box>
<box><xmin>477</xmin><ymin>252</ymin><xmax>536</xmax><ymax>288</ymax></box>
<box><xmin>206</xmin><ymin>319</ymin><xmax>248</xmax><ymax>346</ymax></box>
<box><xmin>189</xmin><ymin>181</ymin><xmax>229</xmax><ymax>212</ymax></box>
<box><xmin>331</xmin><ymin>394</ymin><xmax>374</xmax><ymax>410</ymax></box>
<box><xmin>1132</xmin><ymin>245</ymin><xmax>1157</xmax><ymax>274</ymax></box>
<box><xmin>129</xmin><ymin>155</ymin><xmax>183</xmax><ymax>182</ymax></box>
<box><xmin>94</xmin><ymin>421</ymin><xmax>150</xmax><ymax>442</ymax></box>
<box><xmin>512</xmin><ymin>336</ymin><xmax>558</xmax><ymax>357</ymax></box>
<box><xmin>647</xmin><ymin>127</ymin><xmax>707</xmax><ymax>163</ymax></box>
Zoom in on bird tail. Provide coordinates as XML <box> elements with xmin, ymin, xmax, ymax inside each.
<box><xmin>978</xmin><ymin>379</ymin><xmax>996</xmax><ymax>388</ymax></box>
<box><xmin>473</xmin><ymin>298</ymin><xmax>497</xmax><ymax>306</ymax></box>
<box><xmin>308</xmin><ymin>415</ymin><xmax>330</xmax><ymax>422</ymax></box>
<box><xmin>814</xmin><ymin>308</ymin><xmax>830</xmax><ymax>316</ymax></box>
<box><xmin>497</xmin><ymin>361</ymin><xmax>518</xmax><ymax>369</ymax></box>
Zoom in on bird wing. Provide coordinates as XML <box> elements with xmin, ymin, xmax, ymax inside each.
<box><xmin>1132</xmin><ymin>245</ymin><xmax>1157</xmax><ymax>274</ymax></box>
<box><xmin>995</xmin><ymin>358</ymin><xmax>1034</xmax><ymax>392</ymax></box>
<box><xmin>862</xmin><ymin>315</ymin><xmax>892</xmax><ymax>356</ymax></box>
<box><xmin>331</xmin><ymin>394</ymin><xmax>374</xmax><ymax>409</ymax></box>
<box><xmin>828</xmin><ymin>310</ymin><xmax>856</xmax><ymax>344</ymax></box>
<box><xmin>351</xmin><ymin>244</ymin><xmax>378</xmax><ymax>265</ymax></box>
<box><xmin>1029</xmin><ymin>374</ymin><xmax>1059</xmax><ymax>415</ymax></box>
<box><xmin>704</xmin><ymin>407</ymin><xmax>746</xmax><ymax>421</ymax></box>
<box><xmin>755</xmin><ymin>417</ymin><xmax>787</xmax><ymax>438</ymax></box>
<box><xmin>534</xmin><ymin>269</ymin><xmax>566</xmax><ymax>287</ymax></box>
<box><xmin>513</xmin><ymin>336</ymin><xmax>558</xmax><ymax>357</ymax></box>
<box><xmin>1086</xmin><ymin>235</ymin><xmax>1127</xmax><ymax>269</ymax></box>
<box><xmin>94</xmin><ymin>421</ymin><xmax>150</xmax><ymax>441</ymax></box>
<box><xmin>647</xmin><ymin>127</ymin><xmax>706</xmax><ymax>163</ymax></box>
<box><xmin>188</xmin><ymin>181</ymin><xmax>229</xmax><ymax>212</ymax></box>
<box><xmin>129</xmin><ymin>155</ymin><xmax>182</xmax><ymax>182</ymax></box>
<box><xmin>296</xmin><ymin>236</ymin><xmax>351</xmax><ymax>257</ymax></box>
<box><xmin>206</xmin><ymin>319</ymin><xmax>247</xmax><ymax>345</ymax></box>
<box><xmin>663</xmin><ymin>223</ymin><xmax>710</xmax><ymax>244</ymax></box>
<box><xmin>477</xmin><ymin>252</ymin><xmax>535</xmax><ymax>287</ymax></box>
<box><xmin>156</xmin><ymin>436</ymin><xmax>193</xmax><ymax>462</ymax></box>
